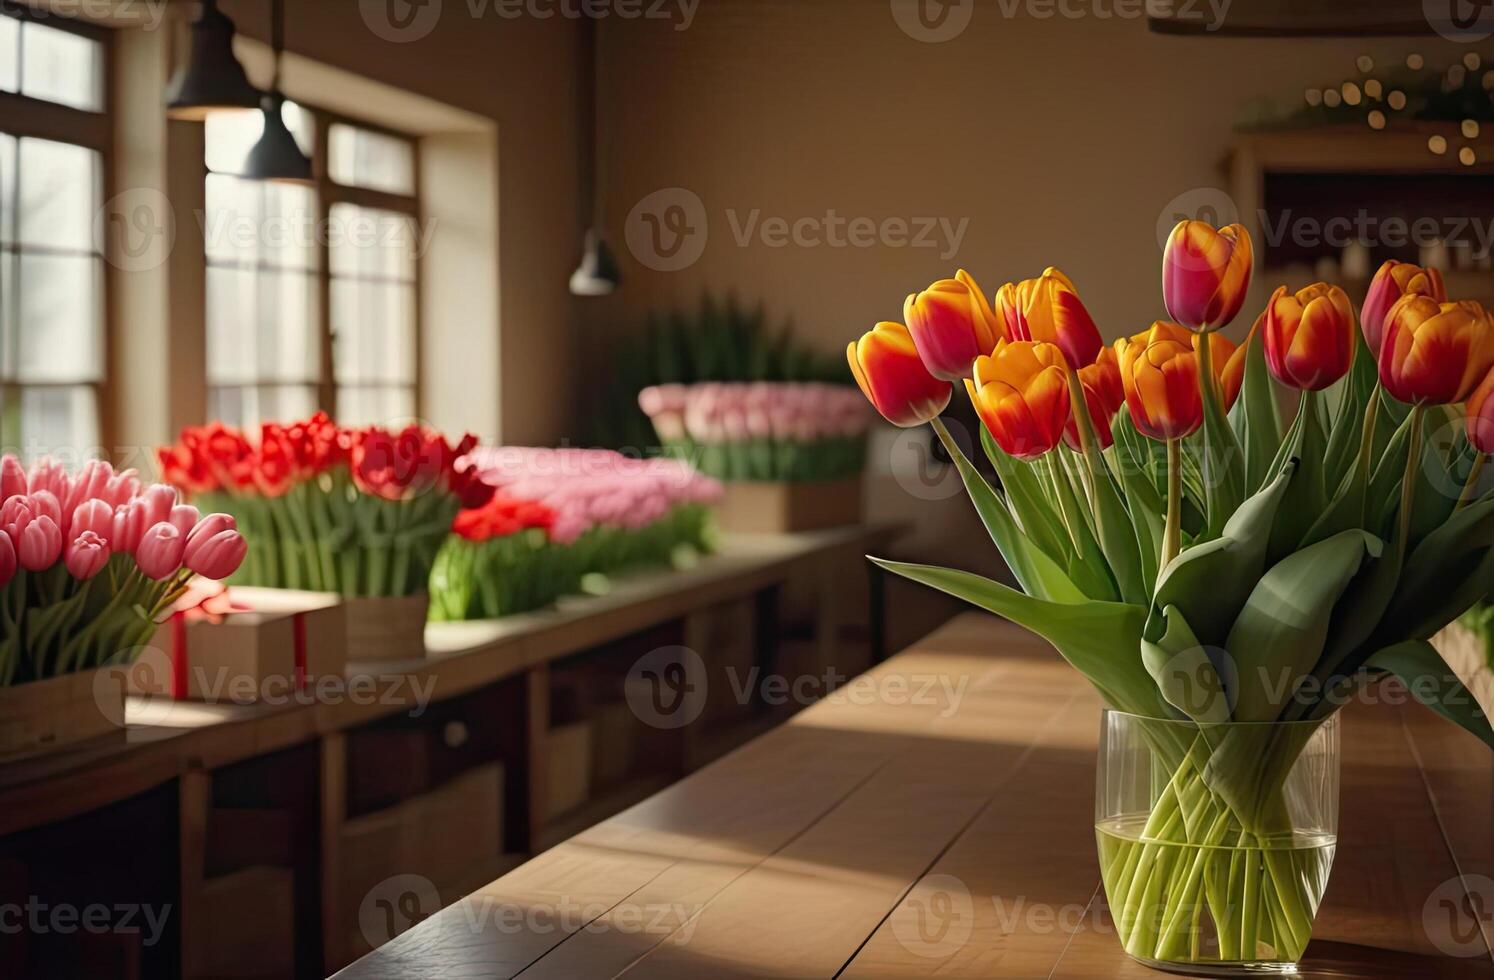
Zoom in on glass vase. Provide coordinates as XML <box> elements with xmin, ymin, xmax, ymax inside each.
<box><xmin>1095</xmin><ymin>710</ymin><xmax>1339</xmax><ymax>975</ymax></box>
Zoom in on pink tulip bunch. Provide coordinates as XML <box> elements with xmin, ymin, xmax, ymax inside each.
<box><xmin>0</xmin><ymin>455</ymin><xmax>248</xmax><ymax>686</ymax></box>
<box><xmin>638</xmin><ymin>382</ymin><xmax>871</xmax><ymax>482</ymax></box>
<box><xmin>464</xmin><ymin>447</ymin><xmax>722</xmax><ymax>545</ymax></box>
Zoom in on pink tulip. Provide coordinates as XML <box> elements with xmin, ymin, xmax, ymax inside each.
<box><xmin>169</xmin><ymin>504</ymin><xmax>200</xmax><ymax>537</ymax></box>
<box><xmin>18</xmin><ymin>516</ymin><xmax>62</xmax><ymax>572</ymax></box>
<box><xmin>62</xmin><ymin>460</ymin><xmax>110</xmax><ymax>523</ymax></box>
<box><xmin>112</xmin><ymin>500</ymin><xmax>150</xmax><ymax>555</ymax></box>
<box><xmin>72</xmin><ymin>499</ymin><xmax>113</xmax><ymax>542</ymax></box>
<box><xmin>141</xmin><ymin>484</ymin><xmax>178</xmax><ymax>526</ymax></box>
<box><xmin>183</xmin><ymin>528</ymin><xmax>246</xmax><ymax>580</ymax></box>
<box><xmin>26</xmin><ymin>459</ymin><xmax>68</xmax><ymax>501</ymax></box>
<box><xmin>104</xmin><ymin>470</ymin><xmax>141</xmax><ymax>508</ymax></box>
<box><xmin>0</xmin><ymin>456</ymin><xmax>26</xmax><ymax>502</ymax></box>
<box><xmin>0</xmin><ymin>497</ymin><xmax>34</xmax><ymax>541</ymax></box>
<box><xmin>135</xmin><ymin>522</ymin><xmax>185</xmax><ymax>580</ymax></box>
<box><xmin>65</xmin><ymin>531</ymin><xmax>110</xmax><ymax>581</ymax></box>
<box><xmin>0</xmin><ymin>530</ymin><xmax>15</xmax><ymax>588</ymax></box>
<box><xmin>27</xmin><ymin>490</ymin><xmax>61</xmax><ymax>528</ymax></box>
<box><xmin>183</xmin><ymin>513</ymin><xmax>237</xmax><ymax>567</ymax></box>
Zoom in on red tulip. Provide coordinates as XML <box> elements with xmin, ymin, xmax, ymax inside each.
<box><xmin>902</xmin><ymin>271</ymin><xmax>1005</xmax><ymax>381</ymax></box>
<box><xmin>18</xmin><ymin>516</ymin><xmax>62</xmax><ymax>572</ymax></box>
<box><xmin>1360</xmin><ymin>260</ymin><xmax>1445</xmax><ymax>358</ymax></box>
<box><xmin>995</xmin><ymin>268</ymin><xmax>1104</xmax><ymax>368</ymax></box>
<box><xmin>1379</xmin><ymin>296</ymin><xmax>1494</xmax><ymax>405</ymax></box>
<box><xmin>847</xmin><ymin>321</ymin><xmax>952</xmax><ymax>427</ymax></box>
<box><xmin>1162</xmin><ymin>221</ymin><xmax>1253</xmax><ymax>332</ymax></box>
<box><xmin>1263</xmin><ymin>283</ymin><xmax>1356</xmax><ymax>391</ymax></box>
<box><xmin>135</xmin><ymin>522</ymin><xmax>186</xmax><ymax>580</ymax></box>
<box><xmin>1065</xmin><ymin>347</ymin><xmax>1125</xmax><ymax>451</ymax></box>
<box><xmin>965</xmin><ymin>340</ymin><xmax>1071</xmax><ymax>459</ymax></box>
<box><xmin>65</xmin><ymin>531</ymin><xmax>110</xmax><ymax>581</ymax></box>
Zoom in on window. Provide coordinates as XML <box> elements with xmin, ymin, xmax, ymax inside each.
<box><xmin>0</xmin><ymin>8</ymin><xmax>108</xmax><ymax>462</ymax></box>
<box><xmin>204</xmin><ymin>109</ymin><xmax>421</xmax><ymax>428</ymax></box>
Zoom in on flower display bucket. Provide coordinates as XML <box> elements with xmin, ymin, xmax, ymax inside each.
<box><xmin>1095</xmin><ymin>710</ymin><xmax>1340</xmax><ymax>975</ymax></box>
<box><xmin>345</xmin><ymin>593</ymin><xmax>430</xmax><ymax>664</ymax></box>
<box><xmin>714</xmin><ymin>477</ymin><xmax>863</xmax><ymax>534</ymax></box>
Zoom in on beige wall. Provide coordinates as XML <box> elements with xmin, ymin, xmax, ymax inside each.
<box><xmin>590</xmin><ymin>1</ymin><xmax>1470</xmax><ymax>348</ymax></box>
<box><xmin>221</xmin><ymin>0</ymin><xmax>584</xmax><ymax>446</ymax></box>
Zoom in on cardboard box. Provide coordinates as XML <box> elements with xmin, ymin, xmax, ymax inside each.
<box><xmin>128</xmin><ymin>588</ymin><xmax>347</xmax><ymax>704</ymax></box>
<box><xmin>1433</xmin><ymin>621</ymin><xmax>1494</xmax><ymax>720</ymax></box>
<box><xmin>0</xmin><ymin>667</ymin><xmax>126</xmax><ymax>758</ymax></box>
<box><xmin>545</xmin><ymin>722</ymin><xmax>592</xmax><ymax>819</ymax></box>
<box><xmin>199</xmin><ymin>866</ymin><xmax>296</xmax><ymax>979</ymax></box>
<box><xmin>346</xmin><ymin>593</ymin><xmax>430</xmax><ymax>663</ymax></box>
<box><xmin>714</xmin><ymin>478</ymin><xmax>864</xmax><ymax>533</ymax></box>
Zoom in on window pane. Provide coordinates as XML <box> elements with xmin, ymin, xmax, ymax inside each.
<box><xmin>329</xmin><ymin>204</ymin><xmax>416</xmax><ymax>281</ymax></box>
<box><xmin>0</xmin><ymin>250</ymin><xmax>13</xmax><ymax>380</ymax></box>
<box><xmin>17</xmin><ymin>137</ymin><xmax>100</xmax><ymax>251</ymax></box>
<box><xmin>0</xmin><ymin>16</ymin><xmax>17</xmax><ymax>93</ymax></box>
<box><xmin>208</xmin><ymin>385</ymin><xmax>319</xmax><ymax>429</ymax></box>
<box><xmin>204</xmin><ymin>100</ymin><xmax>313</xmax><ymax>175</ymax></box>
<box><xmin>205</xmin><ymin>174</ymin><xmax>318</xmax><ymax>271</ymax></box>
<box><xmin>20</xmin><ymin>21</ymin><xmax>102</xmax><ymax>112</ymax></box>
<box><xmin>207</xmin><ymin>267</ymin><xmax>320</xmax><ymax>384</ymax></box>
<box><xmin>328</xmin><ymin>125</ymin><xmax>414</xmax><ymax>196</ymax></box>
<box><xmin>331</xmin><ymin>279</ymin><xmax>415</xmax><ymax>384</ymax></box>
<box><xmin>11</xmin><ymin>385</ymin><xmax>98</xmax><ymax>464</ymax></box>
<box><xmin>18</xmin><ymin>253</ymin><xmax>102</xmax><ymax>382</ymax></box>
<box><xmin>337</xmin><ymin>386</ymin><xmax>415</xmax><ymax>428</ymax></box>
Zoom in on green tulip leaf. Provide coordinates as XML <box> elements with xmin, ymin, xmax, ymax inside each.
<box><xmin>870</xmin><ymin>557</ymin><xmax>1170</xmax><ymax>718</ymax></box>
<box><xmin>1321</xmin><ymin>333</ymin><xmax>1378</xmax><ymax>484</ymax></box>
<box><xmin>980</xmin><ymin>425</ymin><xmax>1072</xmax><ymax>567</ymax></box>
<box><xmin>1226</xmin><ymin>529</ymin><xmax>1382</xmax><ymax>721</ymax></box>
<box><xmin>1227</xmin><ymin>315</ymin><xmax>1285</xmax><ymax>494</ymax></box>
<box><xmin>1366</xmin><ymin>639</ymin><xmax>1494</xmax><ymax>750</ymax></box>
<box><xmin>1382</xmin><ymin>494</ymin><xmax>1494</xmax><ymax>641</ymax></box>
<box><xmin>1189</xmin><ymin>345</ymin><xmax>1247</xmax><ymax>539</ymax></box>
<box><xmin>1142</xmin><ymin>603</ymin><xmax>1231</xmax><ymax>723</ymax></box>
<box><xmin>1268</xmin><ymin>391</ymin><xmax>1330</xmax><ymax>560</ymax></box>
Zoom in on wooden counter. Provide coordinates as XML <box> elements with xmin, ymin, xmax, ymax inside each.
<box><xmin>335</xmin><ymin>613</ymin><xmax>1494</xmax><ymax>979</ymax></box>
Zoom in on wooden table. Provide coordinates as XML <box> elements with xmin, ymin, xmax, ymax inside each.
<box><xmin>335</xmin><ymin>613</ymin><xmax>1494</xmax><ymax>979</ymax></box>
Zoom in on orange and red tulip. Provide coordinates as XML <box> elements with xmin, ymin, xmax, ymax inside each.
<box><xmin>1468</xmin><ymin>368</ymin><xmax>1494</xmax><ymax>455</ymax></box>
<box><xmin>1379</xmin><ymin>296</ymin><xmax>1494</xmax><ymax>405</ymax></box>
<box><xmin>1360</xmin><ymin>260</ymin><xmax>1445</xmax><ymax>358</ymax></box>
<box><xmin>1064</xmin><ymin>347</ymin><xmax>1125</xmax><ymax>450</ymax></box>
<box><xmin>903</xmin><ymin>271</ymin><xmax>1005</xmax><ymax>381</ymax></box>
<box><xmin>965</xmin><ymin>340</ymin><xmax>1071</xmax><ymax>460</ymax></box>
<box><xmin>1263</xmin><ymin>283</ymin><xmax>1356</xmax><ymax>391</ymax></box>
<box><xmin>847</xmin><ymin>321</ymin><xmax>952</xmax><ymax>427</ymax></box>
<box><xmin>993</xmin><ymin>267</ymin><xmax>1103</xmax><ymax>369</ymax></box>
<box><xmin>1116</xmin><ymin>321</ymin><xmax>1243</xmax><ymax>442</ymax></box>
<box><xmin>1162</xmin><ymin>220</ymin><xmax>1253</xmax><ymax>332</ymax></box>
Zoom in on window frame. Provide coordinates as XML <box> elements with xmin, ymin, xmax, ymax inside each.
<box><xmin>203</xmin><ymin>101</ymin><xmax>424</xmax><ymax>427</ymax></box>
<box><xmin>0</xmin><ymin>1</ymin><xmax>114</xmax><ymax>458</ymax></box>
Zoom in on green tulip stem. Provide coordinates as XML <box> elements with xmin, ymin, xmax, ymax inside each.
<box><xmin>1455</xmin><ymin>453</ymin><xmax>1487</xmax><ymax>514</ymax></box>
<box><xmin>1064</xmin><ymin>364</ymin><xmax>1104</xmax><ymax>531</ymax></box>
<box><xmin>1397</xmin><ymin>403</ymin><xmax>1426</xmax><ymax>556</ymax></box>
<box><xmin>1162</xmin><ymin>438</ymin><xmax>1183</xmax><ymax>570</ymax></box>
<box><xmin>1354</xmin><ymin>387</ymin><xmax>1381</xmax><ymax>523</ymax></box>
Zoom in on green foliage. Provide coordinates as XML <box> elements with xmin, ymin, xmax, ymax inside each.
<box><xmin>584</xmin><ymin>294</ymin><xmax>853</xmax><ymax>450</ymax></box>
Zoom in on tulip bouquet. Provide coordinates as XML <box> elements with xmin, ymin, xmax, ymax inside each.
<box><xmin>849</xmin><ymin>227</ymin><xmax>1493</xmax><ymax>971</ymax></box>
<box><xmin>0</xmin><ymin>455</ymin><xmax>247</xmax><ymax>687</ymax></box>
<box><xmin>431</xmin><ymin>448</ymin><xmax>722</xmax><ymax>621</ymax></box>
<box><xmin>158</xmin><ymin>414</ymin><xmax>492</xmax><ymax>599</ymax></box>
<box><xmin>638</xmin><ymin>382</ymin><xmax>871</xmax><ymax>481</ymax></box>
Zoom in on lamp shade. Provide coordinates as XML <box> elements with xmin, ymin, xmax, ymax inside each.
<box><xmin>569</xmin><ymin>229</ymin><xmax>620</xmax><ymax>297</ymax></box>
<box><xmin>243</xmin><ymin>92</ymin><xmax>313</xmax><ymax>184</ymax></box>
<box><xmin>164</xmin><ymin>0</ymin><xmax>260</xmax><ymax>121</ymax></box>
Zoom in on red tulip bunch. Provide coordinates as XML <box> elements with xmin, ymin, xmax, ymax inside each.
<box><xmin>451</xmin><ymin>492</ymin><xmax>556</xmax><ymax>543</ymax></box>
<box><xmin>0</xmin><ymin>455</ymin><xmax>247</xmax><ymax>686</ymax></box>
<box><xmin>158</xmin><ymin>414</ymin><xmax>491</xmax><ymax>599</ymax></box>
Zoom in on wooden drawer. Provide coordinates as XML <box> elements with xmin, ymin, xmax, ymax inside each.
<box><xmin>546</xmin><ymin>722</ymin><xmax>592</xmax><ymax>819</ymax></box>
<box><xmin>197</xmin><ymin>867</ymin><xmax>295</xmax><ymax>979</ymax></box>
